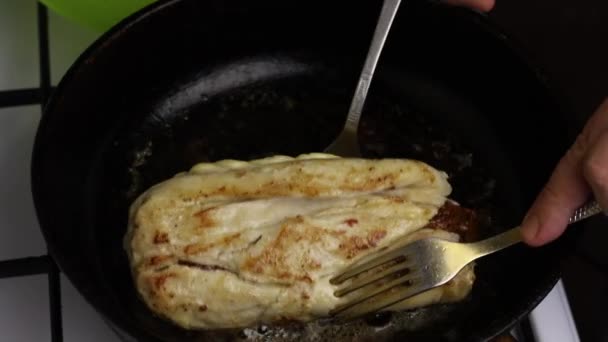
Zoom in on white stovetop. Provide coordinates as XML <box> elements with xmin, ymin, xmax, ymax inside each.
<box><xmin>0</xmin><ymin>1</ymin><xmax>120</xmax><ymax>341</ymax></box>
<box><xmin>0</xmin><ymin>1</ymin><xmax>580</xmax><ymax>341</ymax></box>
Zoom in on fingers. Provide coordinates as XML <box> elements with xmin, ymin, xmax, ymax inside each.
<box><xmin>583</xmin><ymin>129</ymin><xmax>608</xmax><ymax>210</ymax></box>
<box><xmin>443</xmin><ymin>0</ymin><xmax>495</xmax><ymax>12</ymax></box>
<box><xmin>521</xmin><ymin>98</ymin><xmax>608</xmax><ymax>246</ymax></box>
<box><xmin>520</xmin><ymin>139</ymin><xmax>590</xmax><ymax>246</ymax></box>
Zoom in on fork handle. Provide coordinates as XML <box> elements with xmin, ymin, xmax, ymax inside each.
<box><xmin>467</xmin><ymin>226</ymin><xmax>523</xmax><ymax>259</ymax></box>
<box><xmin>469</xmin><ymin>199</ymin><xmax>603</xmax><ymax>258</ymax></box>
<box><xmin>343</xmin><ymin>0</ymin><xmax>401</xmax><ymax>134</ymax></box>
<box><xmin>569</xmin><ymin>200</ymin><xmax>604</xmax><ymax>223</ymax></box>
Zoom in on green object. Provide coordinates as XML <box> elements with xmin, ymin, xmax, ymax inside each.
<box><xmin>39</xmin><ymin>0</ymin><xmax>157</xmax><ymax>32</ymax></box>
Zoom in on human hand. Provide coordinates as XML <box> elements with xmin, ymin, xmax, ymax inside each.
<box><xmin>443</xmin><ymin>0</ymin><xmax>495</xmax><ymax>12</ymax></box>
<box><xmin>521</xmin><ymin>98</ymin><xmax>608</xmax><ymax>246</ymax></box>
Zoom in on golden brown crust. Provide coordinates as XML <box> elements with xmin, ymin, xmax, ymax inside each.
<box><xmin>125</xmin><ymin>154</ymin><xmax>474</xmax><ymax>330</ymax></box>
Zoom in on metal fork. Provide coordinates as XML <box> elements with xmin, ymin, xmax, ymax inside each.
<box><xmin>329</xmin><ymin>200</ymin><xmax>603</xmax><ymax>319</ymax></box>
<box><xmin>324</xmin><ymin>0</ymin><xmax>402</xmax><ymax>157</ymax></box>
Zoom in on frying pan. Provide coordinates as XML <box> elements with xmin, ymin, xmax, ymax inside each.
<box><xmin>31</xmin><ymin>0</ymin><xmax>580</xmax><ymax>340</ymax></box>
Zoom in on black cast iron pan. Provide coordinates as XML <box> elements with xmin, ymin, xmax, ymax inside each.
<box><xmin>31</xmin><ymin>0</ymin><xmax>579</xmax><ymax>341</ymax></box>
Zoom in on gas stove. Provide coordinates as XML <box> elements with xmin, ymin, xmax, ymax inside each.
<box><xmin>0</xmin><ymin>2</ymin><xmax>581</xmax><ymax>341</ymax></box>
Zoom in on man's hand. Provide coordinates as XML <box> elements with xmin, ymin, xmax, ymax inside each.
<box><xmin>444</xmin><ymin>0</ymin><xmax>495</xmax><ymax>12</ymax></box>
<box><xmin>521</xmin><ymin>98</ymin><xmax>608</xmax><ymax>246</ymax></box>
<box><xmin>440</xmin><ymin>0</ymin><xmax>606</xmax><ymax>248</ymax></box>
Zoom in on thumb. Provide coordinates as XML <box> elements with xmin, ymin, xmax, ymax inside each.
<box><xmin>520</xmin><ymin>148</ymin><xmax>590</xmax><ymax>246</ymax></box>
<box><xmin>521</xmin><ymin>98</ymin><xmax>608</xmax><ymax>246</ymax></box>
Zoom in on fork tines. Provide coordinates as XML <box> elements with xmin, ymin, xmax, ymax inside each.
<box><xmin>329</xmin><ymin>246</ymin><xmax>408</xmax><ymax>286</ymax></box>
<box><xmin>329</xmin><ymin>279</ymin><xmax>428</xmax><ymax>319</ymax></box>
<box><xmin>328</xmin><ymin>241</ymin><xmax>427</xmax><ymax>319</ymax></box>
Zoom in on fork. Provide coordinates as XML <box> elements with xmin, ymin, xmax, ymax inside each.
<box><xmin>324</xmin><ymin>0</ymin><xmax>401</xmax><ymax>157</ymax></box>
<box><xmin>328</xmin><ymin>200</ymin><xmax>603</xmax><ymax>319</ymax></box>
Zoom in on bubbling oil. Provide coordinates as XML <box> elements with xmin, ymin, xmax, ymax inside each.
<box><xmin>230</xmin><ymin>303</ymin><xmax>462</xmax><ymax>342</ymax></box>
